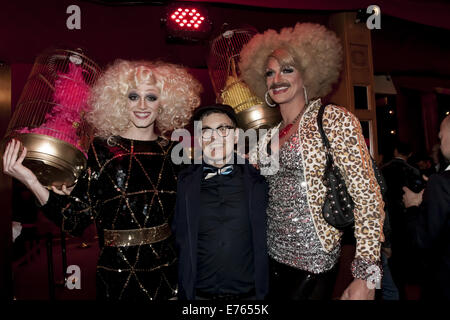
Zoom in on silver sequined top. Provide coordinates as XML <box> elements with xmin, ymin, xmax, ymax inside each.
<box><xmin>265</xmin><ymin>130</ymin><xmax>340</xmax><ymax>274</ymax></box>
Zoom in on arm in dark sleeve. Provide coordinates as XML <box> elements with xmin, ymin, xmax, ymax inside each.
<box><xmin>405</xmin><ymin>173</ymin><xmax>450</xmax><ymax>250</ymax></box>
<box><xmin>172</xmin><ymin>167</ymin><xmax>190</xmax><ymax>238</ymax></box>
<box><xmin>171</xmin><ymin>169</ymin><xmax>190</xmax><ymax>301</ymax></box>
<box><xmin>39</xmin><ymin>148</ymin><xmax>97</xmax><ymax>237</ymax></box>
<box><xmin>171</xmin><ymin>179</ymin><xmax>181</xmax><ymax>235</ymax></box>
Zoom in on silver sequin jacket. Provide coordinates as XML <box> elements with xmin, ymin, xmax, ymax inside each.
<box><xmin>250</xmin><ymin>99</ymin><xmax>385</xmax><ymax>280</ymax></box>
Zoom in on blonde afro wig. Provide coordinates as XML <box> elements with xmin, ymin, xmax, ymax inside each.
<box><xmin>87</xmin><ymin>59</ymin><xmax>202</xmax><ymax>139</ymax></box>
<box><xmin>239</xmin><ymin>23</ymin><xmax>343</xmax><ymax>103</ymax></box>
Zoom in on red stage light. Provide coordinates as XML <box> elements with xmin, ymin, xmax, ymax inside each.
<box><xmin>165</xmin><ymin>4</ymin><xmax>212</xmax><ymax>41</ymax></box>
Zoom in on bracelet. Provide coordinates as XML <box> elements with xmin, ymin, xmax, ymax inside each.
<box><xmin>351</xmin><ymin>258</ymin><xmax>383</xmax><ymax>283</ymax></box>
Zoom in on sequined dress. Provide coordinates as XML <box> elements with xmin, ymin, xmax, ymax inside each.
<box><xmin>41</xmin><ymin>136</ymin><xmax>178</xmax><ymax>301</ymax></box>
<box><xmin>266</xmin><ymin>130</ymin><xmax>340</xmax><ymax>273</ymax></box>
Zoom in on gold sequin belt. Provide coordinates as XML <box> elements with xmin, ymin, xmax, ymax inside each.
<box><xmin>103</xmin><ymin>223</ymin><xmax>171</xmax><ymax>247</ymax></box>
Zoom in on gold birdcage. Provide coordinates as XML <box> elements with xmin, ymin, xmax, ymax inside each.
<box><xmin>4</xmin><ymin>48</ymin><xmax>101</xmax><ymax>188</ymax></box>
<box><xmin>207</xmin><ymin>27</ymin><xmax>281</xmax><ymax>130</ymax></box>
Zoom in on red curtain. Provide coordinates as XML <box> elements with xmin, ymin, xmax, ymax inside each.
<box><xmin>421</xmin><ymin>93</ymin><xmax>440</xmax><ymax>153</ymax></box>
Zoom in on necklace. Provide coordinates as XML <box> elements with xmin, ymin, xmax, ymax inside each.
<box><xmin>279</xmin><ymin>107</ymin><xmax>306</xmax><ymax>139</ymax></box>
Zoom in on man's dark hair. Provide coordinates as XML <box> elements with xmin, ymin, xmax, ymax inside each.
<box><xmin>192</xmin><ymin>104</ymin><xmax>238</xmax><ymax>127</ymax></box>
<box><xmin>198</xmin><ymin>109</ymin><xmax>237</xmax><ymax>127</ymax></box>
<box><xmin>395</xmin><ymin>141</ymin><xmax>412</xmax><ymax>157</ymax></box>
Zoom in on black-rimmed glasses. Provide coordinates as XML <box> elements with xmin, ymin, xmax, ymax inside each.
<box><xmin>201</xmin><ymin>125</ymin><xmax>235</xmax><ymax>140</ymax></box>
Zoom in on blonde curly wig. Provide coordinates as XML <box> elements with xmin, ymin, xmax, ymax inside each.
<box><xmin>87</xmin><ymin>59</ymin><xmax>202</xmax><ymax>139</ymax></box>
<box><xmin>239</xmin><ymin>23</ymin><xmax>343</xmax><ymax>103</ymax></box>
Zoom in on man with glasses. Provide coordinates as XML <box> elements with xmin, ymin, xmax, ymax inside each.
<box><xmin>403</xmin><ymin>115</ymin><xmax>450</xmax><ymax>300</ymax></box>
<box><xmin>172</xmin><ymin>104</ymin><xmax>269</xmax><ymax>300</ymax></box>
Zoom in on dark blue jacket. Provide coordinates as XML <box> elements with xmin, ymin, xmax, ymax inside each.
<box><xmin>172</xmin><ymin>162</ymin><xmax>269</xmax><ymax>300</ymax></box>
<box><xmin>405</xmin><ymin>170</ymin><xmax>450</xmax><ymax>299</ymax></box>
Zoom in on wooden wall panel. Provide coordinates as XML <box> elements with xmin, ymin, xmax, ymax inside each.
<box><xmin>0</xmin><ymin>62</ymin><xmax>12</xmax><ymax>300</ymax></box>
<box><xmin>329</xmin><ymin>12</ymin><xmax>379</xmax><ymax>161</ymax></box>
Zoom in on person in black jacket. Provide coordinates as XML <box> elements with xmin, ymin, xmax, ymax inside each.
<box><xmin>403</xmin><ymin>115</ymin><xmax>450</xmax><ymax>300</ymax></box>
<box><xmin>381</xmin><ymin>141</ymin><xmax>426</xmax><ymax>298</ymax></box>
<box><xmin>172</xmin><ymin>104</ymin><xmax>269</xmax><ymax>300</ymax></box>
<box><xmin>3</xmin><ymin>60</ymin><xmax>202</xmax><ymax>301</ymax></box>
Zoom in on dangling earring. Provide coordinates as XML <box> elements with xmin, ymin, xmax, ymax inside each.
<box><xmin>265</xmin><ymin>91</ymin><xmax>277</xmax><ymax>107</ymax></box>
<box><xmin>303</xmin><ymin>86</ymin><xmax>309</xmax><ymax>106</ymax></box>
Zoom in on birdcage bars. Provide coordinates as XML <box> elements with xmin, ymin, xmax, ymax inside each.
<box><xmin>4</xmin><ymin>48</ymin><xmax>101</xmax><ymax>187</ymax></box>
<box><xmin>207</xmin><ymin>28</ymin><xmax>281</xmax><ymax>130</ymax></box>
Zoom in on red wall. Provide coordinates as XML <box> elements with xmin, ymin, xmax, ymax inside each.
<box><xmin>2</xmin><ymin>1</ymin><xmax>330</xmax><ymax>109</ymax></box>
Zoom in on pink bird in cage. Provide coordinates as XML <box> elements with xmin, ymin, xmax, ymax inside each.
<box><xmin>17</xmin><ymin>62</ymin><xmax>91</xmax><ymax>156</ymax></box>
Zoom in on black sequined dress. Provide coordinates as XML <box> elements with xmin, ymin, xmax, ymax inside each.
<box><xmin>41</xmin><ymin>136</ymin><xmax>178</xmax><ymax>301</ymax></box>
